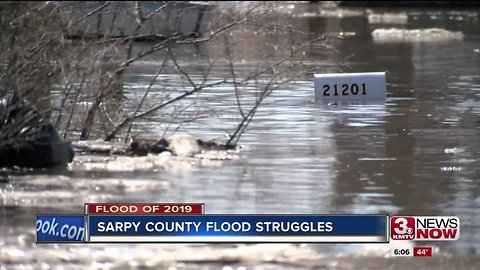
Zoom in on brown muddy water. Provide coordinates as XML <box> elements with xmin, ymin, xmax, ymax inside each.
<box><xmin>2</xmin><ymin>2</ymin><xmax>480</xmax><ymax>269</ymax></box>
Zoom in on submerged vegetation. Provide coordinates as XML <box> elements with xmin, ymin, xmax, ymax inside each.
<box><xmin>0</xmin><ymin>1</ymin><xmax>328</xmax><ymax>150</ymax></box>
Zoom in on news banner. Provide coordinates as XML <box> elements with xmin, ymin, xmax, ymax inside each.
<box><xmin>36</xmin><ymin>203</ymin><xmax>460</xmax><ymax>257</ymax></box>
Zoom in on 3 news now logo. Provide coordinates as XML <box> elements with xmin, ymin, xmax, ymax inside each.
<box><xmin>390</xmin><ymin>216</ymin><xmax>460</xmax><ymax>241</ymax></box>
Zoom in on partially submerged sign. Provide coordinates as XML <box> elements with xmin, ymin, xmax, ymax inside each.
<box><xmin>314</xmin><ymin>72</ymin><xmax>386</xmax><ymax>101</ymax></box>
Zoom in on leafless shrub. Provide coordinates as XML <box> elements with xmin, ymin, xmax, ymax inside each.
<box><xmin>0</xmin><ymin>1</ymin><xmax>329</xmax><ymax>147</ymax></box>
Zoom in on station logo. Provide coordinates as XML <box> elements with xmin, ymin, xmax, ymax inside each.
<box><xmin>390</xmin><ymin>216</ymin><xmax>460</xmax><ymax>241</ymax></box>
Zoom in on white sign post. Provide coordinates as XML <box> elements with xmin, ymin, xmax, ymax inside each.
<box><xmin>314</xmin><ymin>72</ymin><xmax>386</xmax><ymax>101</ymax></box>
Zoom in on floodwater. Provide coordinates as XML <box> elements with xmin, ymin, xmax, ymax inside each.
<box><xmin>2</xmin><ymin>2</ymin><xmax>480</xmax><ymax>269</ymax></box>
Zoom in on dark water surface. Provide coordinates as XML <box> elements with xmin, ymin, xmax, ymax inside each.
<box><xmin>2</xmin><ymin>2</ymin><xmax>480</xmax><ymax>269</ymax></box>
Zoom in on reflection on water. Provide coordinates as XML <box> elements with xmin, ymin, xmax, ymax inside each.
<box><xmin>2</xmin><ymin>2</ymin><xmax>480</xmax><ymax>268</ymax></box>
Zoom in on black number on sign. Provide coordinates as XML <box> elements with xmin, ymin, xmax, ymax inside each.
<box><xmin>342</xmin><ymin>84</ymin><xmax>349</xmax><ymax>95</ymax></box>
<box><xmin>351</xmin><ymin>83</ymin><xmax>359</xmax><ymax>95</ymax></box>
<box><xmin>323</xmin><ymin>84</ymin><xmax>330</xmax><ymax>96</ymax></box>
<box><xmin>322</xmin><ymin>83</ymin><xmax>368</xmax><ymax>96</ymax></box>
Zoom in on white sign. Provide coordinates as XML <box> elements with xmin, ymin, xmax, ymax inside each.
<box><xmin>314</xmin><ymin>72</ymin><xmax>386</xmax><ymax>101</ymax></box>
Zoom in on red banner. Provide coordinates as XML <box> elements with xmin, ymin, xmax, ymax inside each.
<box><xmin>86</xmin><ymin>203</ymin><xmax>204</xmax><ymax>215</ymax></box>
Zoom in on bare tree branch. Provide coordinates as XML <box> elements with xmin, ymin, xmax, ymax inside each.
<box><xmin>223</xmin><ymin>34</ymin><xmax>245</xmax><ymax>118</ymax></box>
<box><xmin>104</xmin><ymin>79</ymin><xmax>227</xmax><ymax>141</ymax></box>
<box><xmin>124</xmin><ymin>54</ymin><xmax>169</xmax><ymax>142</ymax></box>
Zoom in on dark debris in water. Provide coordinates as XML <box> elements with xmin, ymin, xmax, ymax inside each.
<box><xmin>0</xmin><ymin>92</ymin><xmax>74</xmax><ymax>168</ymax></box>
<box><xmin>127</xmin><ymin>136</ymin><xmax>237</xmax><ymax>157</ymax></box>
<box><xmin>72</xmin><ymin>133</ymin><xmax>238</xmax><ymax>158</ymax></box>
<box><xmin>0</xmin><ymin>173</ymin><xmax>9</xmax><ymax>183</ymax></box>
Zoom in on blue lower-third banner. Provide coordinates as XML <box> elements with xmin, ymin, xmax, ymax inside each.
<box><xmin>87</xmin><ymin>215</ymin><xmax>388</xmax><ymax>243</ymax></box>
<box><xmin>36</xmin><ymin>215</ymin><xmax>85</xmax><ymax>242</ymax></box>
